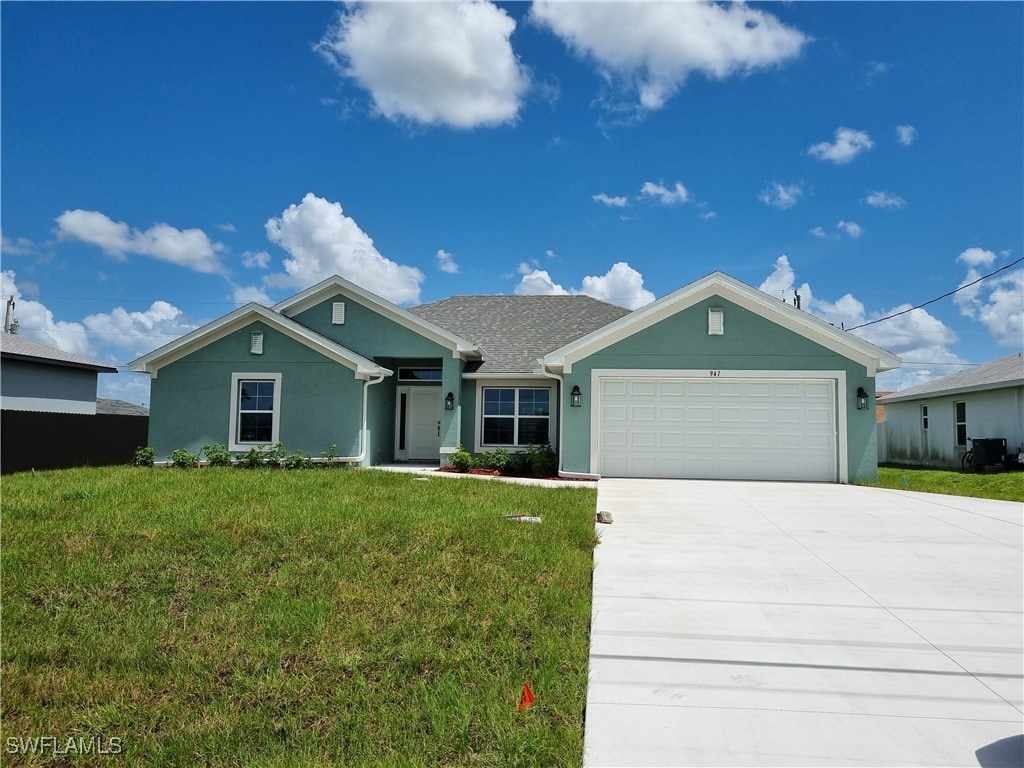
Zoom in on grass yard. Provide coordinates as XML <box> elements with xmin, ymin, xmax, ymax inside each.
<box><xmin>1</xmin><ymin>467</ymin><xmax>598</xmax><ymax>767</ymax></box>
<box><xmin>862</xmin><ymin>465</ymin><xmax>1024</xmax><ymax>502</ymax></box>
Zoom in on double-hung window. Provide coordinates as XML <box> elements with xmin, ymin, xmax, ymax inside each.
<box><xmin>482</xmin><ymin>387</ymin><xmax>550</xmax><ymax>447</ymax></box>
<box><xmin>954</xmin><ymin>401</ymin><xmax>967</xmax><ymax>447</ymax></box>
<box><xmin>230</xmin><ymin>373</ymin><xmax>282</xmax><ymax>450</ymax></box>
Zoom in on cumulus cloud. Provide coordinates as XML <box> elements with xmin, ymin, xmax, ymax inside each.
<box><xmin>808</xmin><ymin>127</ymin><xmax>874</xmax><ymax>164</ymax></box>
<box><xmin>435</xmin><ymin>249</ymin><xmax>460</xmax><ymax>274</ymax></box>
<box><xmin>56</xmin><ymin>209</ymin><xmax>226</xmax><ymax>274</ymax></box>
<box><xmin>758</xmin><ymin>255</ymin><xmax>965</xmax><ymax>389</ymax></box>
<box><xmin>530</xmin><ymin>0</ymin><xmax>806</xmax><ymax>113</ymax></box>
<box><xmin>515</xmin><ymin>261</ymin><xmax>654</xmax><ymax>310</ymax></box>
<box><xmin>953</xmin><ymin>248</ymin><xmax>1023</xmax><ymax>347</ymax></box>
<box><xmin>864</xmin><ymin>190</ymin><xmax>907</xmax><ymax>209</ymax></box>
<box><xmin>1</xmin><ymin>269</ymin><xmax>91</xmax><ymax>356</ymax></box>
<box><xmin>241</xmin><ymin>250</ymin><xmax>271</xmax><ymax>269</ymax></box>
<box><xmin>639</xmin><ymin>181</ymin><xmax>689</xmax><ymax>205</ymax></box>
<box><xmin>758</xmin><ymin>182</ymin><xmax>803</xmax><ymax>209</ymax></box>
<box><xmin>593</xmin><ymin>192</ymin><xmax>628</xmax><ymax>208</ymax></box>
<box><xmin>83</xmin><ymin>301</ymin><xmax>194</xmax><ymax>356</ymax></box>
<box><xmin>264</xmin><ymin>193</ymin><xmax>424</xmax><ymax>305</ymax></box>
<box><xmin>837</xmin><ymin>220</ymin><xmax>863</xmax><ymax>238</ymax></box>
<box><xmin>896</xmin><ymin>124</ymin><xmax>917</xmax><ymax>146</ymax></box>
<box><xmin>317</xmin><ymin>1</ymin><xmax>529</xmax><ymax>129</ymax></box>
<box><xmin>1</xmin><ymin>233</ymin><xmax>36</xmax><ymax>255</ymax></box>
<box><xmin>231</xmin><ymin>285</ymin><xmax>272</xmax><ymax>306</ymax></box>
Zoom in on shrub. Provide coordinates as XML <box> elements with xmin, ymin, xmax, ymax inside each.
<box><xmin>202</xmin><ymin>443</ymin><xmax>233</xmax><ymax>467</ymax></box>
<box><xmin>283</xmin><ymin>449</ymin><xmax>314</xmax><ymax>470</ymax></box>
<box><xmin>238</xmin><ymin>442</ymin><xmax>285</xmax><ymax>469</ymax></box>
<box><xmin>449</xmin><ymin>445</ymin><xmax>473</xmax><ymax>472</ymax></box>
<box><xmin>480</xmin><ymin>447</ymin><xmax>511</xmax><ymax>472</ymax></box>
<box><xmin>523</xmin><ymin>444</ymin><xmax>557</xmax><ymax>478</ymax></box>
<box><xmin>130</xmin><ymin>446</ymin><xmax>155</xmax><ymax>467</ymax></box>
<box><xmin>169</xmin><ymin>448</ymin><xmax>200</xmax><ymax>469</ymax></box>
<box><xmin>321</xmin><ymin>444</ymin><xmax>340</xmax><ymax>465</ymax></box>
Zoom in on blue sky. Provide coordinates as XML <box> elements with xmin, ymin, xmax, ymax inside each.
<box><xmin>2</xmin><ymin>1</ymin><xmax>1021</xmax><ymax>406</ymax></box>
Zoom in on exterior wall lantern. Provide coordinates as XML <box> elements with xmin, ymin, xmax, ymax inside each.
<box><xmin>570</xmin><ymin>385</ymin><xmax>582</xmax><ymax>408</ymax></box>
<box><xmin>856</xmin><ymin>387</ymin><xmax>869</xmax><ymax>411</ymax></box>
<box><xmin>444</xmin><ymin>391</ymin><xmax>455</xmax><ymax>411</ymax></box>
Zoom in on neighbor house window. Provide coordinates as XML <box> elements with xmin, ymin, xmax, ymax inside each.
<box><xmin>229</xmin><ymin>373</ymin><xmax>282</xmax><ymax>450</ymax></box>
<box><xmin>954</xmin><ymin>401</ymin><xmax>967</xmax><ymax>447</ymax></box>
<box><xmin>921</xmin><ymin>405</ymin><xmax>929</xmax><ymax>430</ymax></box>
<box><xmin>482</xmin><ymin>387</ymin><xmax>550</xmax><ymax>446</ymax></box>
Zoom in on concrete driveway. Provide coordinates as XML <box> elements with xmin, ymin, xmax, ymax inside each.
<box><xmin>585</xmin><ymin>480</ymin><xmax>1023</xmax><ymax>767</ymax></box>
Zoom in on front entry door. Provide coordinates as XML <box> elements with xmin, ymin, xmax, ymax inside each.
<box><xmin>408</xmin><ymin>388</ymin><xmax>442</xmax><ymax>461</ymax></box>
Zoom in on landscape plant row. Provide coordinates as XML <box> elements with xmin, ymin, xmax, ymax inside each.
<box><xmin>447</xmin><ymin>444</ymin><xmax>558</xmax><ymax>478</ymax></box>
<box><xmin>131</xmin><ymin>442</ymin><xmax>353</xmax><ymax>470</ymax></box>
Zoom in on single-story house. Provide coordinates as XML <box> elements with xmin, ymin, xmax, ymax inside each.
<box><xmin>1</xmin><ymin>332</ymin><xmax>117</xmax><ymax>414</ymax></box>
<box><xmin>129</xmin><ymin>271</ymin><xmax>900</xmax><ymax>482</ymax></box>
<box><xmin>878</xmin><ymin>352</ymin><xmax>1024</xmax><ymax>468</ymax></box>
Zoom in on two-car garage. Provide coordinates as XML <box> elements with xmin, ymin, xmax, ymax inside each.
<box><xmin>597</xmin><ymin>374</ymin><xmax>840</xmax><ymax>482</ymax></box>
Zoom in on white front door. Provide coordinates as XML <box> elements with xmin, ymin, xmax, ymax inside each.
<box><xmin>408</xmin><ymin>387</ymin><xmax>442</xmax><ymax>461</ymax></box>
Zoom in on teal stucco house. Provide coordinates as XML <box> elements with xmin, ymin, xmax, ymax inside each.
<box><xmin>130</xmin><ymin>271</ymin><xmax>900</xmax><ymax>482</ymax></box>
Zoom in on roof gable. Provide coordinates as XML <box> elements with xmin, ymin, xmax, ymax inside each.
<box><xmin>128</xmin><ymin>303</ymin><xmax>389</xmax><ymax>379</ymax></box>
<box><xmin>0</xmin><ymin>333</ymin><xmax>117</xmax><ymax>372</ymax></box>
<box><xmin>879</xmin><ymin>352</ymin><xmax>1024</xmax><ymax>402</ymax></box>
<box><xmin>273</xmin><ymin>275</ymin><xmax>481</xmax><ymax>360</ymax></box>
<box><xmin>541</xmin><ymin>271</ymin><xmax>901</xmax><ymax>375</ymax></box>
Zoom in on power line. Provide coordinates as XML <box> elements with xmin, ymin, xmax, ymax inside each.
<box><xmin>846</xmin><ymin>257</ymin><xmax>1024</xmax><ymax>331</ymax></box>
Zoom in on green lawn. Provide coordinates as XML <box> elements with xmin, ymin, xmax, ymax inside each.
<box><xmin>860</xmin><ymin>466</ymin><xmax>1024</xmax><ymax>502</ymax></box>
<box><xmin>1</xmin><ymin>467</ymin><xmax>598</xmax><ymax>767</ymax></box>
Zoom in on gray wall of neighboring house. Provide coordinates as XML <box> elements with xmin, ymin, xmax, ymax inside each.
<box><xmin>883</xmin><ymin>387</ymin><xmax>1024</xmax><ymax>468</ymax></box>
<box><xmin>0</xmin><ymin>358</ymin><xmax>100</xmax><ymax>414</ymax></box>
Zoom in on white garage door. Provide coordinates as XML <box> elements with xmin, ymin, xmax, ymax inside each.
<box><xmin>599</xmin><ymin>377</ymin><xmax>837</xmax><ymax>482</ymax></box>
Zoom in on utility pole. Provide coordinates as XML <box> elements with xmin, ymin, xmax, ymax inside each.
<box><xmin>3</xmin><ymin>297</ymin><xmax>14</xmax><ymax>333</ymax></box>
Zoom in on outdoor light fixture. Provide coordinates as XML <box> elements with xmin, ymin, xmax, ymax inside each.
<box><xmin>570</xmin><ymin>385</ymin><xmax>582</xmax><ymax>408</ymax></box>
<box><xmin>856</xmin><ymin>387</ymin><xmax>869</xmax><ymax>411</ymax></box>
<box><xmin>444</xmin><ymin>391</ymin><xmax>455</xmax><ymax>411</ymax></box>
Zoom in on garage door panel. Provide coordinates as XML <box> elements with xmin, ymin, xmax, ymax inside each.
<box><xmin>599</xmin><ymin>376</ymin><xmax>837</xmax><ymax>482</ymax></box>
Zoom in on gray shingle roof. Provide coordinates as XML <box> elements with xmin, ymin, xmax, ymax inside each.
<box><xmin>879</xmin><ymin>352</ymin><xmax>1023</xmax><ymax>402</ymax></box>
<box><xmin>97</xmin><ymin>398</ymin><xmax>149</xmax><ymax>416</ymax></box>
<box><xmin>409</xmin><ymin>295</ymin><xmax>632</xmax><ymax>374</ymax></box>
<box><xmin>0</xmin><ymin>333</ymin><xmax>117</xmax><ymax>372</ymax></box>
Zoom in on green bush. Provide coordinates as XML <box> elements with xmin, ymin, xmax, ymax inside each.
<box><xmin>321</xmin><ymin>444</ymin><xmax>340</xmax><ymax>464</ymax></box>
<box><xmin>201</xmin><ymin>443</ymin><xmax>233</xmax><ymax>467</ymax></box>
<box><xmin>524</xmin><ymin>444</ymin><xmax>557</xmax><ymax>478</ymax></box>
<box><xmin>479</xmin><ymin>447</ymin><xmax>511</xmax><ymax>472</ymax></box>
<box><xmin>238</xmin><ymin>442</ymin><xmax>285</xmax><ymax>469</ymax></box>
<box><xmin>169</xmin><ymin>448</ymin><xmax>199</xmax><ymax>469</ymax></box>
<box><xmin>449</xmin><ymin>445</ymin><xmax>474</xmax><ymax>472</ymax></box>
<box><xmin>283</xmin><ymin>449</ymin><xmax>314</xmax><ymax>470</ymax></box>
<box><xmin>130</xmin><ymin>446</ymin><xmax>155</xmax><ymax>467</ymax></box>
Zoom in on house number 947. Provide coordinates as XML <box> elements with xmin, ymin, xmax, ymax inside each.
<box><xmin>709</xmin><ymin>370</ymin><xmax>721</xmax><ymax>377</ymax></box>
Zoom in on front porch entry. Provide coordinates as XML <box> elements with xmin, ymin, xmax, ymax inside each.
<box><xmin>395</xmin><ymin>386</ymin><xmax>442</xmax><ymax>461</ymax></box>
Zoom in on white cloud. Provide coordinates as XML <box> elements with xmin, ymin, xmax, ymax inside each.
<box><xmin>231</xmin><ymin>285</ymin><xmax>272</xmax><ymax>306</ymax></box>
<box><xmin>808</xmin><ymin>127</ymin><xmax>874</xmax><ymax>164</ymax></box>
<box><xmin>758</xmin><ymin>181</ymin><xmax>803</xmax><ymax>209</ymax></box>
<box><xmin>264</xmin><ymin>193</ymin><xmax>424</xmax><ymax>305</ymax></box>
<box><xmin>1</xmin><ymin>269</ymin><xmax>91</xmax><ymax>356</ymax></box>
<box><xmin>1</xmin><ymin>233</ymin><xmax>36</xmax><ymax>255</ymax></box>
<box><xmin>218</xmin><ymin>223</ymin><xmax>237</xmax><ymax>233</ymax></box>
<box><xmin>530</xmin><ymin>1</ymin><xmax>806</xmax><ymax>112</ymax></box>
<box><xmin>435</xmin><ymin>249</ymin><xmax>460</xmax><ymax>274</ymax></box>
<box><xmin>593</xmin><ymin>192</ymin><xmax>628</xmax><ymax>208</ymax></box>
<box><xmin>241</xmin><ymin>250</ymin><xmax>271</xmax><ymax>269</ymax></box>
<box><xmin>954</xmin><ymin>248</ymin><xmax>1023</xmax><ymax>347</ymax></box>
<box><xmin>82</xmin><ymin>301</ymin><xmax>194</xmax><ymax>357</ymax></box>
<box><xmin>514</xmin><ymin>261</ymin><xmax>654</xmax><ymax>310</ymax></box>
<box><xmin>639</xmin><ymin>181</ymin><xmax>689</xmax><ymax>205</ymax></box>
<box><xmin>837</xmin><ymin>220</ymin><xmax>863</xmax><ymax>238</ymax></box>
<box><xmin>809</xmin><ymin>226</ymin><xmax>828</xmax><ymax>239</ymax></box>
<box><xmin>864</xmin><ymin>190</ymin><xmax>907</xmax><ymax>209</ymax></box>
<box><xmin>55</xmin><ymin>209</ymin><xmax>226</xmax><ymax>274</ymax></box>
<box><xmin>317</xmin><ymin>1</ymin><xmax>529</xmax><ymax>129</ymax></box>
<box><xmin>697</xmin><ymin>202</ymin><xmax>717</xmax><ymax>220</ymax></box>
<box><xmin>757</xmin><ymin>255</ymin><xmax>965</xmax><ymax>390</ymax></box>
<box><xmin>865</xmin><ymin>61</ymin><xmax>889</xmax><ymax>85</ymax></box>
<box><xmin>896</xmin><ymin>124</ymin><xmax>917</xmax><ymax>146</ymax></box>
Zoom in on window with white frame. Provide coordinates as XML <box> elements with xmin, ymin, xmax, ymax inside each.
<box><xmin>954</xmin><ymin>401</ymin><xmax>967</xmax><ymax>447</ymax></box>
<box><xmin>920</xmin><ymin>404</ymin><xmax>929</xmax><ymax>430</ymax></box>
<box><xmin>482</xmin><ymin>387</ymin><xmax>550</xmax><ymax>446</ymax></box>
<box><xmin>229</xmin><ymin>373</ymin><xmax>282</xmax><ymax>450</ymax></box>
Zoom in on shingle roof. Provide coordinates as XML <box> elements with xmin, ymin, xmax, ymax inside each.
<box><xmin>409</xmin><ymin>295</ymin><xmax>632</xmax><ymax>374</ymax></box>
<box><xmin>879</xmin><ymin>352</ymin><xmax>1024</xmax><ymax>403</ymax></box>
<box><xmin>0</xmin><ymin>333</ymin><xmax>117</xmax><ymax>372</ymax></box>
<box><xmin>96</xmin><ymin>398</ymin><xmax>149</xmax><ymax>416</ymax></box>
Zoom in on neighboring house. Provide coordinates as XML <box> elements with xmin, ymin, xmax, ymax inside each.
<box><xmin>1</xmin><ymin>332</ymin><xmax>116</xmax><ymax>413</ymax></box>
<box><xmin>1</xmin><ymin>334</ymin><xmax>149</xmax><ymax>473</ymax></box>
<box><xmin>129</xmin><ymin>271</ymin><xmax>900</xmax><ymax>482</ymax></box>
<box><xmin>878</xmin><ymin>352</ymin><xmax>1024</xmax><ymax>468</ymax></box>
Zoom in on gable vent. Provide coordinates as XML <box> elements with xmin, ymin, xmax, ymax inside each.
<box><xmin>708</xmin><ymin>307</ymin><xmax>724</xmax><ymax>336</ymax></box>
<box><xmin>250</xmin><ymin>331</ymin><xmax>264</xmax><ymax>355</ymax></box>
<box><xmin>332</xmin><ymin>302</ymin><xmax>346</xmax><ymax>325</ymax></box>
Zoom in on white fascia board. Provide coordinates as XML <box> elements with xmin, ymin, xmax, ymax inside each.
<box><xmin>272</xmin><ymin>276</ymin><xmax>481</xmax><ymax>360</ymax></box>
<box><xmin>461</xmin><ymin>371</ymin><xmax>550</xmax><ymax>380</ymax></box>
<box><xmin>128</xmin><ymin>303</ymin><xmax>390</xmax><ymax>379</ymax></box>
<box><xmin>542</xmin><ymin>272</ymin><xmax>901</xmax><ymax>376</ymax></box>
<box><xmin>880</xmin><ymin>380</ymin><xmax>1024</xmax><ymax>404</ymax></box>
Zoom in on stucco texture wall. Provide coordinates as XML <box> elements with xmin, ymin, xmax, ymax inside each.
<box><xmin>560</xmin><ymin>296</ymin><xmax>878</xmax><ymax>482</ymax></box>
<box><xmin>148</xmin><ymin>321</ymin><xmax>365</xmax><ymax>460</ymax></box>
<box><xmin>1</xmin><ymin>359</ymin><xmax>99</xmax><ymax>412</ymax></box>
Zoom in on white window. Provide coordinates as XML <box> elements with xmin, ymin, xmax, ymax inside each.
<box><xmin>250</xmin><ymin>331</ymin><xmax>264</xmax><ymax>355</ymax></box>
<box><xmin>481</xmin><ymin>387</ymin><xmax>550</xmax><ymax>447</ymax></box>
<box><xmin>708</xmin><ymin>307</ymin><xmax>724</xmax><ymax>335</ymax></box>
<box><xmin>954</xmin><ymin>401</ymin><xmax>967</xmax><ymax>447</ymax></box>
<box><xmin>920</xmin><ymin>405</ymin><xmax>929</xmax><ymax>430</ymax></box>
<box><xmin>229</xmin><ymin>373</ymin><xmax>282</xmax><ymax>450</ymax></box>
<box><xmin>398</xmin><ymin>367</ymin><xmax>442</xmax><ymax>381</ymax></box>
<box><xmin>332</xmin><ymin>302</ymin><xmax>346</xmax><ymax>325</ymax></box>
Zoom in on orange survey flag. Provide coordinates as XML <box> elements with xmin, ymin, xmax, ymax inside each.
<box><xmin>518</xmin><ymin>683</ymin><xmax>536</xmax><ymax>711</ymax></box>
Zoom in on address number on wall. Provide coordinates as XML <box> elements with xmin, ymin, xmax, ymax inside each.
<box><xmin>709</xmin><ymin>370</ymin><xmax>721</xmax><ymax>377</ymax></box>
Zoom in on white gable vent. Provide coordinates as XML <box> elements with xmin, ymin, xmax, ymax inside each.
<box><xmin>250</xmin><ymin>331</ymin><xmax>264</xmax><ymax>355</ymax></box>
<box><xmin>708</xmin><ymin>307</ymin><xmax>724</xmax><ymax>336</ymax></box>
<box><xmin>332</xmin><ymin>301</ymin><xmax>346</xmax><ymax>325</ymax></box>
